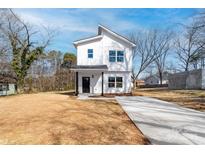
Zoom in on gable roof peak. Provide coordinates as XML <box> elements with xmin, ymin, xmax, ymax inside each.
<box><xmin>98</xmin><ymin>24</ymin><xmax>136</xmax><ymax>47</ymax></box>
<box><xmin>73</xmin><ymin>24</ymin><xmax>136</xmax><ymax>47</ymax></box>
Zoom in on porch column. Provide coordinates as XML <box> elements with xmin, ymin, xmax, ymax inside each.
<box><xmin>101</xmin><ymin>72</ymin><xmax>104</xmax><ymax>96</ymax></box>
<box><xmin>75</xmin><ymin>71</ymin><xmax>79</xmax><ymax>96</ymax></box>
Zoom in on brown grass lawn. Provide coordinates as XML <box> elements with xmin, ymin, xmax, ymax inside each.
<box><xmin>0</xmin><ymin>92</ymin><xmax>148</xmax><ymax>145</ymax></box>
<box><xmin>134</xmin><ymin>88</ymin><xmax>205</xmax><ymax>111</ymax></box>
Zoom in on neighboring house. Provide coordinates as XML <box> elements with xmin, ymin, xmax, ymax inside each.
<box><xmin>0</xmin><ymin>62</ymin><xmax>17</xmax><ymax>96</ymax></box>
<box><xmin>135</xmin><ymin>80</ymin><xmax>145</xmax><ymax>87</ymax></box>
<box><xmin>169</xmin><ymin>69</ymin><xmax>205</xmax><ymax>89</ymax></box>
<box><xmin>169</xmin><ymin>51</ymin><xmax>205</xmax><ymax>90</ymax></box>
<box><xmin>0</xmin><ymin>73</ymin><xmax>17</xmax><ymax>96</ymax></box>
<box><xmin>144</xmin><ymin>75</ymin><xmax>159</xmax><ymax>85</ymax></box>
<box><xmin>144</xmin><ymin>72</ymin><xmax>169</xmax><ymax>85</ymax></box>
<box><xmin>71</xmin><ymin>25</ymin><xmax>136</xmax><ymax>95</ymax></box>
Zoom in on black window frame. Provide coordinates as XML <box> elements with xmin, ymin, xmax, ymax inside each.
<box><xmin>109</xmin><ymin>50</ymin><xmax>124</xmax><ymax>62</ymax></box>
<box><xmin>109</xmin><ymin>50</ymin><xmax>116</xmax><ymax>62</ymax></box>
<box><xmin>88</xmin><ymin>49</ymin><xmax>93</xmax><ymax>58</ymax></box>
<box><xmin>117</xmin><ymin>51</ymin><xmax>124</xmax><ymax>62</ymax></box>
<box><xmin>116</xmin><ymin>77</ymin><xmax>123</xmax><ymax>88</ymax></box>
<box><xmin>108</xmin><ymin>77</ymin><xmax>115</xmax><ymax>88</ymax></box>
<box><xmin>108</xmin><ymin>76</ymin><xmax>123</xmax><ymax>88</ymax></box>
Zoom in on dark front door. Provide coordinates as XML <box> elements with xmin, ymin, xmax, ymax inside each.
<box><xmin>82</xmin><ymin>77</ymin><xmax>90</xmax><ymax>93</ymax></box>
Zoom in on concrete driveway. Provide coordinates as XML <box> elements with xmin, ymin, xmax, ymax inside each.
<box><xmin>116</xmin><ymin>96</ymin><xmax>205</xmax><ymax>145</ymax></box>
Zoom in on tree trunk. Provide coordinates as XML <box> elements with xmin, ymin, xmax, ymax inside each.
<box><xmin>185</xmin><ymin>63</ymin><xmax>189</xmax><ymax>71</ymax></box>
<box><xmin>17</xmin><ymin>77</ymin><xmax>25</xmax><ymax>93</ymax></box>
<box><xmin>159</xmin><ymin>72</ymin><xmax>163</xmax><ymax>85</ymax></box>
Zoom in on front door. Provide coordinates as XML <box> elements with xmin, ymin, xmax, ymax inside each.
<box><xmin>82</xmin><ymin>77</ymin><xmax>90</xmax><ymax>93</ymax></box>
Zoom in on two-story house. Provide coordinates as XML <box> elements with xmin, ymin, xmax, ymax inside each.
<box><xmin>71</xmin><ymin>25</ymin><xmax>136</xmax><ymax>95</ymax></box>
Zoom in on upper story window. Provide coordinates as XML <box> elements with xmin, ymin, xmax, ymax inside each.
<box><xmin>109</xmin><ymin>50</ymin><xmax>116</xmax><ymax>62</ymax></box>
<box><xmin>117</xmin><ymin>51</ymin><xmax>124</xmax><ymax>62</ymax></box>
<box><xmin>109</xmin><ymin>50</ymin><xmax>124</xmax><ymax>62</ymax></box>
<box><xmin>88</xmin><ymin>49</ymin><xmax>93</xmax><ymax>58</ymax></box>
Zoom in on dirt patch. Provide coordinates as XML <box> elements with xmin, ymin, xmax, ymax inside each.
<box><xmin>134</xmin><ymin>88</ymin><xmax>205</xmax><ymax>111</ymax></box>
<box><xmin>0</xmin><ymin>92</ymin><xmax>148</xmax><ymax>144</ymax></box>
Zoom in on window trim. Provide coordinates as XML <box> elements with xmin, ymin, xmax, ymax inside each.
<box><xmin>109</xmin><ymin>50</ymin><xmax>116</xmax><ymax>62</ymax></box>
<box><xmin>117</xmin><ymin>51</ymin><xmax>124</xmax><ymax>62</ymax></box>
<box><xmin>108</xmin><ymin>77</ymin><xmax>115</xmax><ymax>88</ymax></box>
<box><xmin>108</xmin><ymin>76</ymin><xmax>123</xmax><ymax>88</ymax></box>
<box><xmin>116</xmin><ymin>77</ymin><xmax>123</xmax><ymax>88</ymax></box>
<box><xmin>88</xmin><ymin>49</ymin><xmax>93</xmax><ymax>59</ymax></box>
<box><xmin>109</xmin><ymin>50</ymin><xmax>124</xmax><ymax>62</ymax></box>
<box><xmin>0</xmin><ymin>84</ymin><xmax>9</xmax><ymax>91</ymax></box>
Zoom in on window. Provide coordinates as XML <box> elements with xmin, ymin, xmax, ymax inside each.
<box><xmin>6</xmin><ymin>84</ymin><xmax>9</xmax><ymax>91</ymax></box>
<box><xmin>0</xmin><ymin>84</ymin><xmax>9</xmax><ymax>91</ymax></box>
<box><xmin>108</xmin><ymin>77</ymin><xmax>123</xmax><ymax>88</ymax></box>
<box><xmin>117</xmin><ymin>51</ymin><xmax>124</xmax><ymax>62</ymax></box>
<box><xmin>116</xmin><ymin>77</ymin><xmax>123</xmax><ymax>88</ymax></box>
<box><xmin>109</xmin><ymin>50</ymin><xmax>116</xmax><ymax>62</ymax></box>
<box><xmin>108</xmin><ymin>77</ymin><xmax>115</xmax><ymax>88</ymax></box>
<box><xmin>88</xmin><ymin>49</ymin><xmax>93</xmax><ymax>58</ymax></box>
<box><xmin>109</xmin><ymin>50</ymin><xmax>124</xmax><ymax>62</ymax></box>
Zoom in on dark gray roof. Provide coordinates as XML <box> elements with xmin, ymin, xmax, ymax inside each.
<box><xmin>0</xmin><ymin>72</ymin><xmax>17</xmax><ymax>84</ymax></box>
<box><xmin>71</xmin><ymin>65</ymin><xmax>108</xmax><ymax>70</ymax></box>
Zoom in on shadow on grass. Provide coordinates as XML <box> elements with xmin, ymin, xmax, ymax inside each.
<box><xmin>56</xmin><ymin>91</ymin><xmax>75</xmax><ymax>96</ymax></box>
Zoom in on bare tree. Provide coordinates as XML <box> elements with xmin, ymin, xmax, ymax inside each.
<box><xmin>0</xmin><ymin>9</ymin><xmax>53</xmax><ymax>91</ymax></box>
<box><xmin>175</xmin><ymin>24</ymin><xmax>205</xmax><ymax>71</ymax></box>
<box><xmin>154</xmin><ymin>31</ymin><xmax>173</xmax><ymax>85</ymax></box>
<box><xmin>129</xmin><ymin>29</ymin><xmax>171</xmax><ymax>87</ymax></box>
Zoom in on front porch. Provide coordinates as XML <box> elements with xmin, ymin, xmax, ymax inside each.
<box><xmin>71</xmin><ymin>65</ymin><xmax>108</xmax><ymax>96</ymax></box>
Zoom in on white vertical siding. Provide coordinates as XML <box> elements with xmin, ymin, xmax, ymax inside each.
<box><xmin>101</xmin><ymin>30</ymin><xmax>133</xmax><ymax>72</ymax></box>
<box><xmin>76</xmin><ymin>31</ymin><xmax>133</xmax><ymax>72</ymax></box>
<box><xmin>77</xmin><ymin>40</ymin><xmax>103</xmax><ymax>65</ymax></box>
<box><xmin>104</xmin><ymin>72</ymin><xmax>132</xmax><ymax>93</ymax></box>
<box><xmin>78</xmin><ymin>71</ymin><xmax>132</xmax><ymax>94</ymax></box>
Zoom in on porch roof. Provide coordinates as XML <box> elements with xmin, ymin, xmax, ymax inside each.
<box><xmin>70</xmin><ymin>65</ymin><xmax>108</xmax><ymax>71</ymax></box>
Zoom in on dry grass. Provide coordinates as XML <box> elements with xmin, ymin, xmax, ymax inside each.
<box><xmin>134</xmin><ymin>88</ymin><xmax>205</xmax><ymax>111</ymax></box>
<box><xmin>0</xmin><ymin>92</ymin><xmax>148</xmax><ymax>145</ymax></box>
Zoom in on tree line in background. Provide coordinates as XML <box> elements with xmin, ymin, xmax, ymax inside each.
<box><xmin>24</xmin><ymin>51</ymin><xmax>76</xmax><ymax>92</ymax></box>
<box><xmin>130</xmin><ymin>10</ymin><xmax>205</xmax><ymax>86</ymax></box>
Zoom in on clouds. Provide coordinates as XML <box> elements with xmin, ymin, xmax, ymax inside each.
<box><xmin>15</xmin><ymin>9</ymin><xmax>143</xmax><ymax>34</ymax></box>
<box><xmin>13</xmin><ymin>8</ymin><xmax>198</xmax><ymax>53</ymax></box>
<box><xmin>15</xmin><ymin>9</ymin><xmax>95</xmax><ymax>33</ymax></box>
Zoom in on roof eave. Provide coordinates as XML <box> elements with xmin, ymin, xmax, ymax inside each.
<box><xmin>98</xmin><ymin>24</ymin><xmax>136</xmax><ymax>47</ymax></box>
<box><xmin>70</xmin><ymin>68</ymin><xmax>108</xmax><ymax>71</ymax></box>
<box><xmin>73</xmin><ymin>35</ymin><xmax>103</xmax><ymax>47</ymax></box>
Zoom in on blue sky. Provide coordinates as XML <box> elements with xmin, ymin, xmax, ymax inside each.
<box><xmin>14</xmin><ymin>8</ymin><xmax>200</xmax><ymax>54</ymax></box>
